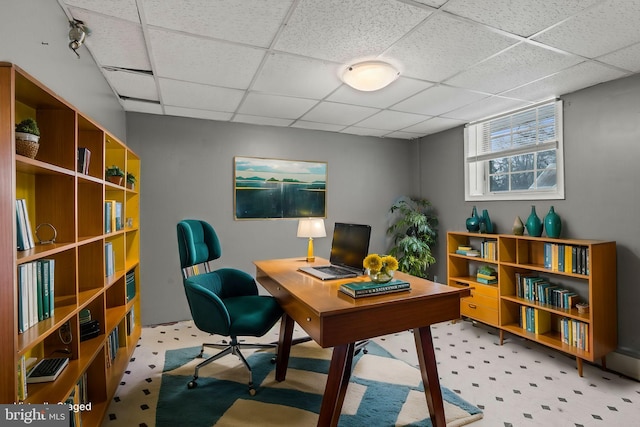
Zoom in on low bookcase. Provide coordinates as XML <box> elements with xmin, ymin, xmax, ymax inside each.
<box><xmin>447</xmin><ymin>231</ymin><xmax>616</xmax><ymax>377</ymax></box>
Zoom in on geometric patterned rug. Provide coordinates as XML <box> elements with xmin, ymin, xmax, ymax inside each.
<box><xmin>156</xmin><ymin>340</ymin><xmax>483</xmax><ymax>426</ymax></box>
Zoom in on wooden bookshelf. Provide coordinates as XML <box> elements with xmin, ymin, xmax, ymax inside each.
<box><xmin>447</xmin><ymin>231</ymin><xmax>616</xmax><ymax>376</ymax></box>
<box><xmin>0</xmin><ymin>63</ymin><xmax>141</xmax><ymax>425</ymax></box>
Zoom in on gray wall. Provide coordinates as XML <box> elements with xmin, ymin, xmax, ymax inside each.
<box><xmin>125</xmin><ymin>113</ymin><xmax>417</xmax><ymax>325</ymax></box>
<box><xmin>420</xmin><ymin>73</ymin><xmax>640</xmax><ymax>359</ymax></box>
<box><xmin>0</xmin><ymin>0</ymin><xmax>126</xmax><ymax>141</ymax></box>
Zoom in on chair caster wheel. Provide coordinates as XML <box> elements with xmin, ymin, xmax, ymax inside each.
<box><xmin>270</xmin><ymin>357</ymin><xmax>276</xmax><ymax>364</ymax></box>
<box><xmin>248</xmin><ymin>388</ymin><xmax>256</xmax><ymax>396</ymax></box>
<box><xmin>188</xmin><ymin>381</ymin><xmax>197</xmax><ymax>389</ymax></box>
<box><xmin>363</xmin><ymin>349</ymin><xmax>368</xmax><ymax>354</ymax></box>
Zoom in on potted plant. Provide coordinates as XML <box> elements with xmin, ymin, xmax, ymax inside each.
<box><xmin>105</xmin><ymin>165</ymin><xmax>125</xmax><ymax>185</ymax></box>
<box><xmin>387</xmin><ymin>196</ymin><xmax>438</xmax><ymax>279</ymax></box>
<box><xmin>15</xmin><ymin>118</ymin><xmax>41</xmax><ymax>158</ymax></box>
<box><xmin>126</xmin><ymin>172</ymin><xmax>136</xmax><ymax>190</ymax></box>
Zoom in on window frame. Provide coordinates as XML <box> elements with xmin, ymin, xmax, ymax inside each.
<box><xmin>464</xmin><ymin>99</ymin><xmax>565</xmax><ymax>202</ymax></box>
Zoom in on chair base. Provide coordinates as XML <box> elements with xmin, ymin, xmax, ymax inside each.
<box><xmin>188</xmin><ymin>337</ymin><xmax>278</xmax><ymax>395</ymax></box>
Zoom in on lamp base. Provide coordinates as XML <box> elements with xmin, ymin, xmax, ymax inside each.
<box><xmin>306</xmin><ymin>238</ymin><xmax>315</xmax><ymax>263</ymax></box>
<box><xmin>306</xmin><ymin>256</ymin><xmax>316</xmax><ymax>262</ymax></box>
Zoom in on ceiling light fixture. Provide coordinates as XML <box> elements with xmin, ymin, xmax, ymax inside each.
<box><xmin>341</xmin><ymin>60</ymin><xmax>399</xmax><ymax>92</ymax></box>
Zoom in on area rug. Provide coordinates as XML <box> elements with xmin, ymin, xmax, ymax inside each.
<box><xmin>156</xmin><ymin>340</ymin><xmax>483</xmax><ymax>426</ymax></box>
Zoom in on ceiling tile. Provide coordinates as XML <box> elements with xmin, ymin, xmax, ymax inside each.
<box><xmin>252</xmin><ymin>53</ymin><xmax>342</xmax><ymax>99</ymax></box>
<box><xmin>164</xmin><ymin>106</ymin><xmax>233</xmax><ymax>121</ymax></box>
<box><xmin>300</xmin><ymin>102</ymin><xmax>380</xmax><ymax>126</ymax></box>
<box><xmin>232</xmin><ymin>115</ymin><xmax>294</xmax><ymax>127</ymax></box>
<box><xmin>533</xmin><ymin>0</ymin><xmax>640</xmax><ymax>58</ymax></box>
<box><xmin>501</xmin><ymin>61</ymin><xmax>628</xmax><ymax>101</ymax></box>
<box><xmin>142</xmin><ymin>0</ymin><xmax>293</xmax><ymax>48</ymax></box>
<box><xmin>443</xmin><ymin>0</ymin><xmax>602</xmax><ymax>37</ymax></box>
<box><xmin>402</xmin><ymin>117</ymin><xmax>466</xmax><ymax>134</ymax></box>
<box><xmin>159</xmin><ymin>78</ymin><xmax>244</xmax><ymax>112</ymax></box>
<box><xmin>598</xmin><ymin>42</ymin><xmax>640</xmax><ymax>73</ymax></box>
<box><xmin>238</xmin><ymin>93</ymin><xmax>318</xmax><ymax>119</ymax></box>
<box><xmin>328</xmin><ymin>77</ymin><xmax>434</xmax><ymax>109</ymax></box>
<box><xmin>121</xmin><ymin>98</ymin><xmax>163</xmax><ymax>114</ymax></box>
<box><xmin>384</xmin><ymin>13</ymin><xmax>518</xmax><ymax>82</ymax></box>
<box><xmin>64</xmin><ymin>0</ymin><xmax>140</xmax><ymax>23</ymax></box>
<box><xmin>446</xmin><ymin>42</ymin><xmax>583</xmax><ymax>94</ymax></box>
<box><xmin>412</xmin><ymin>0</ymin><xmax>448</xmax><ymax>8</ymax></box>
<box><xmin>69</xmin><ymin>9</ymin><xmax>151</xmax><ymax>70</ymax></box>
<box><xmin>392</xmin><ymin>85</ymin><xmax>488</xmax><ymax>116</ymax></box>
<box><xmin>274</xmin><ymin>0</ymin><xmax>431</xmax><ymax>62</ymax></box>
<box><xmin>105</xmin><ymin>69</ymin><xmax>158</xmax><ymax>101</ymax></box>
<box><xmin>443</xmin><ymin>96</ymin><xmax>532</xmax><ymax>121</ymax></box>
<box><xmin>290</xmin><ymin>121</ymin><xmax>346</xmax><ymax>132</ymax></box>
<box><xmin>149</xmin><ymin>28</ymin><xmax>265</xmax><ymax>88</ymax></box>
<box><xmin>356</xmin><ymin>110</ymin><xmax>429</xmax><ymax>131</ymax></box>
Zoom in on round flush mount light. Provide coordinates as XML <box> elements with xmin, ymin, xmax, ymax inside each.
<box><xmin>341</xmin><ymin>61</ymin><xmax>400</xmax><ymax>92</ymax></box>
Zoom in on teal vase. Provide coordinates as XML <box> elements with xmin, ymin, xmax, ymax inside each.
<box><xmin>482</xmin><ymin>209</ymin><xmax>494</xmax><ymax>233</ymax></box>
<box><xmin>544</xmin><ymin>206</ymin><xmax>562</xmax><ymax>238</ymax></box>
<box><xmin>525</xmin><ymin>205</ymin><xmax>543</xmax><ymax>237</ymax></box>
<box><xmin>466</xmin><ymin>206</ymin><xmax>480</xmax><ymax>232</ymax></box>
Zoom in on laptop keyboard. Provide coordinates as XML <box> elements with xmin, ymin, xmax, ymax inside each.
<box><xmin>320</xmin><ymin>266</ymin><xmax>355</xmax><ymax>276</ymax></box>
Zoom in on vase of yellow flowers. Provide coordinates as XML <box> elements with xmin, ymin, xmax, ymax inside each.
<box><xmin>363</xmin><ymin>254</ymin><xmax>399</xmax><ymax>284</ymax></box>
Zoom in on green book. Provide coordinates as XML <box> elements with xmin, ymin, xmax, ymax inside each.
<box><xmin>340</xmin><ymin>279</ymin><xmax>410</xmax><ymax>298</ymax></box>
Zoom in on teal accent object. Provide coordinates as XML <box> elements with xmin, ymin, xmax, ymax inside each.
<box><xmin>482</xmin><ymin>209</ymin><xmax>494</xmax><ymax>233</ymax></box>
<box><xmin>525</xmin><ymin>205</ymin><xmax>543</xmax><ymax>237</ymax></box>
<box><xmin>544</xmin><ymin>206</ymin><xmax>562</xmax><ymax>238</ymax></box>
<box><xmin>466</xmin><ymin>206</ymin><xmax>480</xmax><ymax>232</ymax></box>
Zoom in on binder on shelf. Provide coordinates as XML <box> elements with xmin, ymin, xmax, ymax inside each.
<box><xmin>77</xmin><ymin>147</ymin><xmax>91</xmax><ymax>174</ymax></box>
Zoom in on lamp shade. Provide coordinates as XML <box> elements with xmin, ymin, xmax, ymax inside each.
<box><xmin>341</xmin><ymin>61</ymin><xmax>399</xmax><ymax>91</ymax></box>
<box><xmin>297</xmin><ymin>218</ymin><xmax>326</xmax><ymax>238</ymax></box>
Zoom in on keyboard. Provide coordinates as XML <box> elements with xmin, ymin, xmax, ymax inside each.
<box><xmin>27</xmin><ymin>357</ymin><xmax>69</xmax><ymax>383</ymax></box>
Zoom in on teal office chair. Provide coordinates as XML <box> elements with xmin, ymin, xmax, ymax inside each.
<box><xmin>177</xmin><ymin>219</ymin><xmax>283</xmax><ymax>395</ymax></box>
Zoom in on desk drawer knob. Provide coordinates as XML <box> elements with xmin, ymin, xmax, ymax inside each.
<box><xmin>306</xmin><ymin>317</ymin><xmax>311</xmax><ymax>322</ymax></box>
<box><xmin>468</xmin><ymin>304</ymin><xmax>477</xmax><ymax>309</ymax></box>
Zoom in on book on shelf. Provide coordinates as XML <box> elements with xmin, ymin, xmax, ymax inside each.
<box><xmin>126</xmin><ymin>269</ymin><xmax>136</xmax><ymax>301</ymax></box>
<box><xmin>17</xmin><ymin>259</ymin><xmax>56</xmax><ymax>333</ymax></box>
<box><xmin>105</xmin><ymin>242</ymin><xmax>115</xmax><ymax>277</ymax></box>
<box><xmin>455</xmin><ymin>249</ymin><xmax>480</xmax><ymax>256</ymax></box>
<box><xmin>77</xmin><ymin>147</ymin><xmax>91</xmax><ymax>174</ymax></box>
<box><xmin>476</xmin><ymin>277</ymin><xmax>497</xmax><ymax>285</ymax></box>
<box><xmin>340</xmin><ymin>279</ymin><xmax>410</xmax><ymax>298</ymax></box>
<box><xmin>16</xmin><ymin>199</ymin><xmax>35</xmax><ymax>251</ymax></box>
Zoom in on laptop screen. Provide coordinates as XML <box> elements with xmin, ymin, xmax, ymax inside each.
<box><xmin>329</xmin><ymin>223</ymin><xmax>372</xmax><ymax>273</ymax></box>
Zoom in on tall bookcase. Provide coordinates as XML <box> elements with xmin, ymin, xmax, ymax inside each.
<box><xmin>0</xmin><ymin>63</ymin><xmax>141</xmax><ymax>425</ymax></box>
<box><xmin>447</xmin><ymin>231</ymin><xmax>616</xmax><ymax>377</ymax></box>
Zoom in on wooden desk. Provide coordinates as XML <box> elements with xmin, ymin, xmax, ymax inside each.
<box><xmin>254</xmin><ymin>258</ymin><xmax>470</xmax><ymax>427</ymax></box>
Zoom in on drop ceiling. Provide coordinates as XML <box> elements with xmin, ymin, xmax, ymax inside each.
<box><xmin>57</xmin><ymin>0</ymin><xmax>640</xmax><ymax>140</ymax></box>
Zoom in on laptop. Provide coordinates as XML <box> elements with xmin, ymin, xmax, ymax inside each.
<box><xmin>299</xmin><ymin>222</ymin><xmax>371</xmax><ymax>280</ymax></box>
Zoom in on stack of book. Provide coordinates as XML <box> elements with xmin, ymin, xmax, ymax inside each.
<box><xmin>455</xmin><ymin>245</ymin><xmax>480</xmax><ymax>257</ymax></box>
<box><xmin>476</xmin><ymin>266</ymin><xmax>497</xmax><ymax>284</ymax></box>
<box><xmin>560</xmin><ymin>317</ymin><xmax>589</xmax><ymax>351</ymax></box>
<box><xmin>79</xmin><ymin>309</ymin><xmax>100</xmax><ymax>342</ymax></box>
<box><xmin>340</xmin><ymin>279</ymin><xmax>410</xmax><ymax>299</ymax></box>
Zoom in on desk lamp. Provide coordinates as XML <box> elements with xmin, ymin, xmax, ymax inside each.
<box><xmin>297</xmin><ymin>218</ymin><xmax>326</xmax><ymax>262</ymax></box>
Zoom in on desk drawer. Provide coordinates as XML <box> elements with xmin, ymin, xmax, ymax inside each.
<box><xmin>461</xmin><ymin>300</ymin><xmax>498</xmax><ymax>326</ymax></box>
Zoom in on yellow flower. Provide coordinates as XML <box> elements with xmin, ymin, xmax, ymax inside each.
<box><xmin>382</xmin><ymin>255</ymin><xmax>398</xmax><ymax>272</ymax></box>
<box><xmin>363</xmin><ymin>254</ymin><xmax>382</xmax><ymax>272</ymax></box>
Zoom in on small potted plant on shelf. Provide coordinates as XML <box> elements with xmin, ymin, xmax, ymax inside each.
<box><xmin>105</xmin><ymin>165</ymin><xmax>125</xmax><ymax>185</ymax></box>
<box><xmin>126</xmin><ymin>172</ymin><xmax>136</xmax><ymax>190</ymax></box>
<box><xmin>15</xmin><ymin>118</ymin><xmax>41</xmax><ymax>159</ymax></box>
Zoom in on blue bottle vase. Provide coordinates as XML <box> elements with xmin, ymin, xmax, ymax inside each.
<box><xmin>544</xmin><ymin>206</ymin><xmax>562</xmax><ymax>238</ymax></box>
<box><xmin>525</xmin><ymin>205</ymin><xmax>543</xmax><ymax>237</ymax></box>
<box><xmin>466</xmin><ymin>206</ymin><xmax>480</xmax><ymax>232</ymax></box>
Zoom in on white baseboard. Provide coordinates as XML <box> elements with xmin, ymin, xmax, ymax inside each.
<box><xmin>605</xmin><ymin>351</ymin><xmax>640</xmax><ymax>381</ymax></box>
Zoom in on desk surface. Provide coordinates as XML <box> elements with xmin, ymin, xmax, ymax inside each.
<box><xmin>255</xmin><ymin>257</ymin><xmax>470</xmax><ymax>348</ymax></box>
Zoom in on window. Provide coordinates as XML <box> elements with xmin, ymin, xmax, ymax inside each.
<box><xmin>465</xmin><ymin>100</ymin><xmax>564</xmax><ymax>201</ymax></box>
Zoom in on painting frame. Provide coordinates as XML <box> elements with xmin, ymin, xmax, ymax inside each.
<box><xmin>234</xmin><ymin>156</ymin><xmax>327</xmax><ymax>220</ymax></box>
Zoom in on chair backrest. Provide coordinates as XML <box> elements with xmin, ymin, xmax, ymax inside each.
<box><xmin>177</xmin><ymin>219</ymin><xmax>222</xmax><ymax>270</ymax></box>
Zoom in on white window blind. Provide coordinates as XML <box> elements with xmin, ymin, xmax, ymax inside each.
<box><xmin>465</xmin><ymin>100</ymin><xmax>564</xmax><ymax>201</ymax></box>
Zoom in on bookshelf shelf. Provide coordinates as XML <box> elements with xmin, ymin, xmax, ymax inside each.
<box><xmin>1</xmin><ymin>63</ymin><xmax>141</xmax><ymax>425</ymax></box>
<box><xmin>447</xmin><ymin>231</ymin><xmax>616</xmax><ymax>377</ymax></box>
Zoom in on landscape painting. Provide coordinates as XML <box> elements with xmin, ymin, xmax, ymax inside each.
<box><xmin>234</xmin><ymin>156</ymin><xmax>327</xmax><ymax>219</ymax></box>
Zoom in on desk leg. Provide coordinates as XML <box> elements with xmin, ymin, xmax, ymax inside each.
<box><xmin>414</xmin><ymin>326</ymin><xmax>446</xmax><ymax>427</ymax></box>
<box><xmin>318</xmin><ymin>342</ymin><xmax>355</xmax><ymax>427</ymax></box>
<box><xmin>275</xmin><ymin>313</ymin><xmax>294</xmax><ymax>382</ymax></box>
